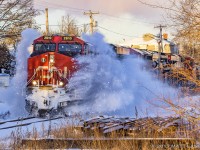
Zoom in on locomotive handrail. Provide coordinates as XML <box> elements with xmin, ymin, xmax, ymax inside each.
<box><xmin>26</xmin><ymin>66</ymin><xmax>45</xmax><ymax>86</ymax></box>
<box><xmin>23</xmin><ymin>65</ymin><xmax>70</xmax><ymax>96</ymax></box>
<box><xmin>55</xmin><ymin>69</ymin><xmax>70</xmax><ymax>83</ymax></box>
<box><xmin>24</xmin><ymin>66</ymin><xmax>69</xmax><ymax>88</ymax></box>
<box><xmin>22</xmin><ymin>66</ymin><xmax>42</xmax><ymax>96</ymax></box>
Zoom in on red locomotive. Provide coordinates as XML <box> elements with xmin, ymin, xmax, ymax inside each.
<box><xmin>26</xmin><ymin>35</ymin><xmax>89</xmax><ymax>116</ymax></box>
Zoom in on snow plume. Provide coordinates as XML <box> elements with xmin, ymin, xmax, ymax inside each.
<box><xmin>0</xmin><ymin>29</ymin><xmax>40</xmax><ymax>117</ymax></box>
<box><xmin>67</xmin><ymin>32</ymin><xmax>177</xmax><ymax>117</ymax></box>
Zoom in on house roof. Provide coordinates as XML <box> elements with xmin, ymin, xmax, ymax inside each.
<box><xmin>119</xmin><ymin>38</ymin><xmax>174</xmax><ymax>47</ymax></box>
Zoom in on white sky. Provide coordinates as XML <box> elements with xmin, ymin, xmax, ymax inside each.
<box><xmin>34</xmin><ymin>0</ymin><xmax>171</xmax><ymax>44</ymax></box>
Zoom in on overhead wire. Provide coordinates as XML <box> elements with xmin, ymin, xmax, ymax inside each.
<box><xmin>35</xmin><ymin>0</ymin><xmax>88</xmax><ymax>12</ymax></box>
<box><xmin>34</xmin><ymin>0</ymin><xmax>159</xmax><ymax>25</ymax></box>
<box><xmin>98</xmin><ymin>26</ymin><xmax>140</xmax><ymax>38</ymax></box>
<box><xmin>100</xmin><ymin>12</ymin><xmax>159</xmax><ymax>25</ymax></box>
<box><xmin>35</xmin><ymin>23</ymin><xmax>141</xmax><ymax>38</ymax></box>
<box><xmin>35</xmin><ymin>4</ymin><xmax>83</xmax><ymax>14</ymax></box>
<box><xmin>34</xmin><ymin>23</ymin><xmax>86</xmax><ymax>28</ymax></box>
<box><xmin>34</xmin><ymin>1</ymin><xmax>161</xmax><ymax>38</ymax></box>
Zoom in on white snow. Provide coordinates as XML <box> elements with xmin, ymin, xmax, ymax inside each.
<box><xmin>66</xmin><ymin>32</ymin><xmax>178</xmax><ymax>117</ymax></box>
<box><xmin>0</xmin><ymin>30</ymin><xmax>199</xmax><ymax>149</ymax></box>
<box><xmin>0</xmin><ymin>29</ymin><xmax>40</xmax><ymax>117</ymax></box>
<box><xmin>0</xmin><ymin>116</ymin><xmax>82</xmax><ymax>149</ymax></box>
<box><xmin>0</xmin><ymin>74</ymin><xmax>10</xmax><ymax>87</ymax></box>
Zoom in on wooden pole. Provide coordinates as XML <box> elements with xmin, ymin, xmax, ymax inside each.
<box><xmin>45</xmin><ymin>8</ymin><xmax>49</xmax><ymax>35</ymax></box>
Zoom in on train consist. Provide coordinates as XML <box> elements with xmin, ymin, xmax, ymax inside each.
<box><xmin>25</xmin><ymin>34</ymin><xmax>199</xmax><ymax>117</ymax></box>
<box><xmin>25</xmin><ymin>35</ymin><xmax>90</xmax><ymax>116</ymax></box>
<box><xmin>112</xmin><ymin>45</ymin><xmax>200</xmax><ymax>91</ymax></box>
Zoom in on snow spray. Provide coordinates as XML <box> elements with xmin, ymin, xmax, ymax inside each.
<box><xmin>0</xmin><ymin>29</ymin><xmax>40</xmax><ymax>117</ymax></box>
<box><xmin>67</xmin><ymin>32</ymin><xmax>177</xmax><ymax>117</ymax></box>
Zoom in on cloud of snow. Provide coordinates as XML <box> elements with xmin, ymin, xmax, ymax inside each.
<box><xmin>0</xmin><ymin>29</ymin><xmax>40</xmax><ymax>118</ymax></box>
<box><xmin>67</xmin><ymin>32</ymin><xmax>177</xmax><ymax>117</ymax></box>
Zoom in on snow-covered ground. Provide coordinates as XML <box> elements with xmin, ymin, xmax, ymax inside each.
<box><xmin>0</xmin><ymin>29</ymin><xmax>199</xmax><ymax>149</ymax></box>
<box><xmin>0</xmin><ymin>117</ymin><xmax>73</xmax><ymax>138</ymax></box>
<box><xmin>0</xmin><ymin>116</ymin><xmax>82</xmax><ymax>149</ymax></box>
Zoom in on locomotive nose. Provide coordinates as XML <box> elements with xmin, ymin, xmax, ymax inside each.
<box><xmin>26</xmin><ymin>35</ymin><xmax>87</xmax><ymax>116</ymax></box>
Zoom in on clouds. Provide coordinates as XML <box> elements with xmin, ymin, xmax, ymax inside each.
<box><xmin>34</xmin><ymin>0</ymin><xmax>167</xmax><ymax>43</ymax></box>
<box><xmin>34</xmin><ymin>0</ymin><xmax>163</xmax><ymax>20</ymax></box>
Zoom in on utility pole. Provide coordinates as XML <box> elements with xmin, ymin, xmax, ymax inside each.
<box><xmin>45</xmin><ymin>8</ymin><xmax>49</xmax><ymax>35</ymax></box>
<box><xmin>83</xmin><ymin>10</ymin><xmax>99</xmax><ymax>34</ymax></box>
<box><xmin>83</xmin><ymin>24</ymin><xmax>87</xmax><ymax>33</ymax></box>
<box><xmin>154</xmin><ymin>24</ymin><xmax>166</xmax><ymax>69</ymax></box>
<box><xmin>61</xmin><ymin>16</ymin><xmax>64</xmax><ymax>33</ymax></box>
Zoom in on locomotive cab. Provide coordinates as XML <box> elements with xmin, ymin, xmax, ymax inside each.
<box><xmin>25</xmin><ymin>35</ymin><xmax>87</xmax><ymax>116</ymax></box>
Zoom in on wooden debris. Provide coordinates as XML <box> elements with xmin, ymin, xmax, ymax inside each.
<box><xmin>81</xmin><ymin>116</ymin><xmax>186</xmax><ymax>136</ymax></box>
<box><xmin>22</xmin><ymin>116</ymin><xmax>197</xmax><ymax>149</ymax></box>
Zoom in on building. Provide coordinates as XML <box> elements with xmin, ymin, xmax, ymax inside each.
<box><xmin>120</xmin><ymin>36</ymin><xmax>178</xmax><ymax>54</ymax></box>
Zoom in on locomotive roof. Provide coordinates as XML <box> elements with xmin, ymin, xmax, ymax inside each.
<box><xmin>33</xmin><ymin>35</ymin><xmax>85</xmax><ymax>44</ymax></box>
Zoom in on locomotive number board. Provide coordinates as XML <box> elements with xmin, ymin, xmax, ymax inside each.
<box><xmin>62</xmin><ymin>36</ymin><xmax>73</xmax><ymax>41</ymax></box>
<box><xmin>43</xmin><ymin>36</ymin><xmax>52</xmax><ymax>40</ymax></box>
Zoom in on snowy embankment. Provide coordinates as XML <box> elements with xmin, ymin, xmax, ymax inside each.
<box><xmin>0</xmin><ymin>87</ymin><xmax>11</xmax><ymax>118</ymax></box>
<box><xmin>0</xmin><ymin>116</ymin><xmax>81</xmax><ymax>149</ymax></box>
<box><xmin>0</xmin><ymin>117</ymin><xmax>64</xmax><ymax>138</ymax></box>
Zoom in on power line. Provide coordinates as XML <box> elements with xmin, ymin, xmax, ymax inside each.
<box><xmin>35</xmin><ymin>4</ymin><xmax>83</xmax><ymax>14</ymax></box>
<box><xmin>98</xmin><ymin>26</ymin><xmax>139</xmax><ymax>38</ymax></box>
<box><xmin>35</xmin><ymin>23</ymin><xmax>140</xmax><ymax>38</ymax></box>
<box><xmin>34</xmin><ymin>23</ymin><xmax>85</xmax><ymax>27</ymax></box>
<box><xmin>34</xmin><ymin>1</ymin><xmax>160</xmax><ymax>25</ymax></box>
<box><xmin>35</xmin><ymin>0</ymin><xmax>88</xmax><ymax>11</ymax></box>
<box><xmin>100</xmin><ymin>12</ymin><xmax>159</xmax><ymax>25</ymax></box>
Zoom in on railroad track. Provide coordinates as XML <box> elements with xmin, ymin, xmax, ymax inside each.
<box><xmin>0</xmin><ymin>116</ymin><xmax>35</xmax><ymax>125</ymax></box>
<box><xmin>0</xmin><ymin>116</ymin><xmax>63</xmax><ymax>130</ymax></box>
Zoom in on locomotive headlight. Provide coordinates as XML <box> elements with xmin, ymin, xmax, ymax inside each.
<box><xmin>32</xmin><ymin>81</ymin><xmax>37</xmax><ymax>85</ymax></box>
<box><xmin>49</xmin><ymin>55</ymin><xmax>55</xmax><ymax>63</ymax></box>
<box><xmin>59</xmin><ymin>81</ymin><xmax>64</xmax><ymax>86</ymax></box>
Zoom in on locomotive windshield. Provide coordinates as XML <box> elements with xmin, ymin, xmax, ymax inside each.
<box><xmin>35</xmin><ymin>43</ymin><xmax>56</xmax><ymax>52</ymax></box>
<box><xmin>58</xmin><ymin>43</ymin><xmax>82</xmax><ymax>56</ymax></box>
<box><xmin>31</xmin><ymin>43</ymin><xmax>56</xmax><ymax>57</ymax></box>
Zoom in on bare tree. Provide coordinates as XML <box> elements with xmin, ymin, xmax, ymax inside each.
<box><xmin>138</xmin><ymin>0</ymin><xmax>200</xmax><ymax>63</ymax></box>
<box><xmin>138</xmin><ymin>1</ymin><xmax>200</xmax><ymax>134</ymax></box>
<box><xmin>58</xmin><ymin>15</ymin><xmax>81</xmax><ymax>36</ymax></box>
<box><xmin>0</xmin><ymin>0</ymin><xmax>39</xmax><ymax>46</ymax></box>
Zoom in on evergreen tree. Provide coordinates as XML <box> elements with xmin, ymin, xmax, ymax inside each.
<box><xmin>0</xmin><ymin>44</ymin><xmax>13</xmax><ymax>73</ymax></box>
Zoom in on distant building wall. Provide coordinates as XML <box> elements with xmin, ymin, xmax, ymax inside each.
<box><xmin>131</xmin><ymin>42</ymin><xmax>175</xmax><ymax>54</ymax></box>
